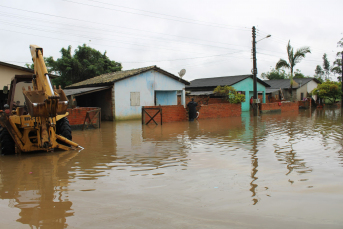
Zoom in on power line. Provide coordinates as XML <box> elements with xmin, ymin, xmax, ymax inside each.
<box><xmin>123</xmin><ymin>51</ymin><xmax>247</xmax><ymax>63</ymax></box>
<box><xmin>0</xmin><ymin>6</ymin><xmax>252</xmax><ymax>49</ymax></box>
<box><xmin>83</xmin><ymin>0</ymin><xmax>250</xmax><ymax>30</ymax></box>
<box><xmin>0</xmin><ymin>17</ymin><xmax>250</xmax><ymax>53</ymax></box>
<box><xmin>63</xmin><ymin>0</ymin><xmax>251</xmax><ymax>31</ymax></box>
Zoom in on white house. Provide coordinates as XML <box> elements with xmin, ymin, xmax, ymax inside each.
<box><xmin>66</xmin><ymin>66</ymin><xmax>189</xmax><ymax>120</ymax></box>
<box><xmin>264</xmin><ymin>78</ymin><xmax>321</xmax><ymax>101</ymax></box>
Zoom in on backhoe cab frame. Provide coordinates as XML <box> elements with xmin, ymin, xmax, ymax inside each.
<box><xmin>0</xmin><ymin>45</ymin><xmax>81</xmax><ymax>154</ymax></box>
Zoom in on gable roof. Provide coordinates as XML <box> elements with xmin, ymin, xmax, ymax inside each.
<box><xmin>186</xmin><ymin>74</ymin><xmax>270</xmax><ymax>89</ymax></box>
<box><xmin>263</xmin><ymin>78</ymin><xmax>321</xmax><ymax>89</ymax></box>
<box><xmin>0</xmin><ymin>61</ymin><xmax>58</xmax><ymax>78</ymax></box>
<box><xmin>66</xmin><ymin>65</ymin><xmax>190</xmax><ymax>89</ymax></box>
<box><xmin>0</xmin><ymin>61</ymin><xmax>34</xmax><ymax>73</ymax></box>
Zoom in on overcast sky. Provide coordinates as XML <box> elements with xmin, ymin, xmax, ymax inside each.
<box><xmin>0</xmin><ymin>0</ymin><xmax>342</xmax><ymax>82</ymax></box>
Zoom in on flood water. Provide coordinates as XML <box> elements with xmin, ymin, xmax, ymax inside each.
<box><xmin>1</xmin><ymin>108</ymin><xmax>343</xmax><ymax>228</ymax></box>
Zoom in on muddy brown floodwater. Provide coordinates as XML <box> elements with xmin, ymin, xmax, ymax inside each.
<box><xmin>1</xmin><ymin>109</ymin><xmax>343</xmax><ymax>228</ymax></box>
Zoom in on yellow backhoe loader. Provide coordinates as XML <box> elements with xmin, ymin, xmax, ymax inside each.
<box><xmin>0</xmin><ymin>45</ymin><xmax>82</xmax><ymax>154</ymax></box>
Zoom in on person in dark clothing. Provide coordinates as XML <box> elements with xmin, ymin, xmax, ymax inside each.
<box><xmin>187</xmin><ymin>98</ymin><xmax>198</xmax><ymax>121</ymax></box>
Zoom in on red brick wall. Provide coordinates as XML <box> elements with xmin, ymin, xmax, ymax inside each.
<box><xmin>260</xmin><ymin>102</ymin><xmax>281</xmax><ymax>111</ymax></box>
<box><xmin>143</xmin><ymin>103</ymin><xmax>241</xmax><ymax>123</ymax></box>
<box><xmin>143</xmin><ymin>105</ymin><xmax>187</xmax><ymax>123</ymax></box>
<box><xmin>67</xmin><ymin>107</ymin><xmax>100</xmax><ymax>127</ymax></box>
<box><xmin>298</xmin><ymin>100</ymin><xmax>311</xmax><ymax>108</ymax></box>
<box><xmin>260</xmin><ymin>102</ymin><xmax>298</xmax><ymax>113</ymax></box>
<box><xmin>281</xmin><ymin>102</ymin><xmax>299</xmax><ymax>112</ymax></box>
<box><xmin>198</xmin><ymin>103</ymin><xmax>241</xmax><ymax>119</ymax></box>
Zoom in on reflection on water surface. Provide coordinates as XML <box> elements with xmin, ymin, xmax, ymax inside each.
<box><xmin>1</xmin><ymin>108</ymin><xmax>343</xmax><ymax>228</ymax></box>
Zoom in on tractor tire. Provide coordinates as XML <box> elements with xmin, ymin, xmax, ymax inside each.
<box><xmin>56</xmin><ymin>117</ymin><xmax>72</xmax><ymax>146</ymax></box>
<box><xmin>0</xmin><ymin>127</ymin><xmax>15</xmax><ymax>155</ymax></box>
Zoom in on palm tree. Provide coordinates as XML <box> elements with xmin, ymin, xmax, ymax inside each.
<box><xmin>275</xmin><ymin>40</ymin><xmax>311</xmax><ymax>101</ymax></box>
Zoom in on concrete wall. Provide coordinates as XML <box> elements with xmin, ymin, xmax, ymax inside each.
<box><xmin>0</xmin><ymin>65</ymin><xmax>32</xmax><ymax>88</ymax></box>
<box><xmin>296</xmin><ymin>84</ymin><xmax>308</xmax><ymax>101</ymax></box>
<box><xmin>233</xmin><ymin>77</ymin><xmax>266</xmax><ymax>112</ymax></box>
<box><xmin>114</xmin><ymin>70</ymin><xmax>185</xmax><ymax>120</ymax></box>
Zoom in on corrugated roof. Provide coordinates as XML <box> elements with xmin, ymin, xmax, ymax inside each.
<box><xmin>187</xmin><ymin>90</ymin><xmax>214</xmax><ymax>95</ymax></box>
<box><xmin>66</xmin><ymin>65</ymin><xmax>190</xmax><ymax>89</ymax></box>
<box><xmin>63</xmin><ymin>86</ymin><xmax>111</xmax><ymax>96</ymax></box>
<box><xmin>263</xmin><ymin>78</ymin><xmax>320</xmax><ymax>89</ymax></box>
<box><xmin>186</xmin><ymin>75</ymin><xmax>270</xmax><ymax>89</ymax></box>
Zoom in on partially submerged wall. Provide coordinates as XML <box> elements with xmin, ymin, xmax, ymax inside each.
<box><xmin>67</xmin><ymin>107</ymin><xmax>100</xmax><ymax>129</ymax></box>
<box><xmin>281</xmin><ymin>102</ymin><xmax>299</xmax><ymax>112</ymax></box>
<box><xmin>143</xmin><ymin>105</ymin><xmax>187</xmax><ymax>123</ymax></box>
<box><xmin>143</xmin><ymin>103</ymin><xmax>241</xmax><ymax>124</ymax></box>
<box><xmin>260</xmin><ymin>102</ymin><xmax>298</xmax><ymax>113</ymax></box>
<box><xmin>198</xmin><ymin>103</ymin><xmax>241</xmax><ymax>119</ymax></box>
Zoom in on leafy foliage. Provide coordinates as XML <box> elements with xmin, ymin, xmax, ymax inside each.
<box><xmin>294</xmin><ymin>69</ymin><xmax>307</xmax><ymax>78</ymax></box>
<box><xmin>314</xmin><ymin>65</ymin><xmax>324</xmax><ymax>82</ymax></box>
<box><xmin>312</xmin><ymin>81</ymin><xmax>342</xmax><ymax>104</ymax></box>
<box><xmin>45</xmin><ymin>44</ymin><xmax>122</xmax><ymax>88</ymax></box>
<box><xmin>331</xmin><ymin>38</ymin><xmax>343</xmax><ymax>76</ymax></box>
<box><xmin>25</xmin><ymin>63</ymin><xmax>34</xmax><ymax>69</ymax></box>
<box><xmin>261</xmin><ymin>68</ymin><xmax>289</xmax><ymax>79</ymax></box>
<box><xmin>276</xmin><ymin>40</ymin><xmax>311</xmax><ymax>88</ymax></box>
<box><xmin>213</xmin><ymin>86</ymin><xmax>245</xmax><ymax>104</ymax></box>
<box><xmin>322</xmin><ymin>53</ymin><xmax>330</xmax><ymax>80</ymax></box>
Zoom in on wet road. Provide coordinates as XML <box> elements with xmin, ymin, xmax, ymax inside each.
<box><xmin>0</xmin><ymin>108</ymin><xmax>343</xmax><ymax>228</ymax></box>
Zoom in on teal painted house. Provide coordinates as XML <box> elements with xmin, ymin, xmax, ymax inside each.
<box><xmin>186</xmin><ymin>75</ymin><xmax>270</xmax><ymax>112</ymax></box>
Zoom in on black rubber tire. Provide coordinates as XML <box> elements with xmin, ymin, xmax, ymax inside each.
<box><xmin>0</xmin><ymin>127</ymin><xmax>15</xmax><ymax>155</ymax></box>
<box><xmin>56</xmin><ymin>117</ymin><xmax>72</xmax><ymax>146</ymax></box>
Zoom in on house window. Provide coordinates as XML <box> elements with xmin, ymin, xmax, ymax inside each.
<box><xmin>301</xmin><ymin>93</ymin><xmax>304</xmax><ymax>100</ymax></box>
<box><xmin>130</xmin><ymin>92</ymin><xmax>140</xmax><ymax>106</ymax></box>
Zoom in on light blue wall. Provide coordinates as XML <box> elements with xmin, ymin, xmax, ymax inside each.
<box><xmin>114</xmin><ymin>70</ymin><xmax>185</xmax><ymax>120</ymax></box>
<box><xmin>155</xmin><ymin>91</ymin><xmax>177</xmax><ymax>105</ymax></box>
<box><xmin>232</xmin><ymin>77</ymin><xmax>266</xmax><ymax>112</ymax></box>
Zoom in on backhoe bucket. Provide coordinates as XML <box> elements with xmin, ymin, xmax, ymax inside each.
<box><xmin>23</xmin><ymin>90</ymin><xmax>68</xmax><ymax>117</ymax></box>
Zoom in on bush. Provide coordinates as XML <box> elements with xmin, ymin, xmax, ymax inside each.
<box><xmin>312</xmin><ymin>81</ymin><xmax>342</xmax><ymax>104</ymax></box>
<box><xmin>213</xmin><ymin>86</ymin><xmax>245</xmax><ymax>104</ymax></box>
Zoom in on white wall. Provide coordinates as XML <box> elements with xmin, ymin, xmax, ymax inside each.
<box><xmin>114</xmin><ymin>70</ymin><xmax>185</xmax><ymax>120</ymax></box>
<box><xmin>306</xmin><ymin>80</ymin><xmax>318</xmax><ymax>93</ymax></box>
<box><xmin>296</xmin><ymin>80</ymin><xmax>319</xmax><ymax>101</ymax></box>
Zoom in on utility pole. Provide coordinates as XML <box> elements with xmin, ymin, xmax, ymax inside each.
<box><xmin>252</xmin><ymin>26</ymin><xmax>258</xmax><ymax>116</ymax></box>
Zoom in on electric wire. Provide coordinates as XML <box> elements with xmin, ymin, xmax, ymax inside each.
<box><xmin>63</xmin><ymin>0</ymin><xmax>251</xmax><ymax>31</ymax></box>
<box><xmin>81</xmin><ymin>0</ymin><xmax>250</xmax><ymax>30</ymax></box>
<box><xmin>0</xmin><ymin>6</ymin><xmax>253</xmax><ymax>49</ymax></box>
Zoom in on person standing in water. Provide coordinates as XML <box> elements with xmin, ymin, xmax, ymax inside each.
<box><xmin>187</xmin><ymin>98</ymin><xmax>198</xmax><ymax>121</ymax></box>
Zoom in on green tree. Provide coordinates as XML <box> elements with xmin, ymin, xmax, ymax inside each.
<box><xmin>314</xmin><ymin>65</ymin><xmax>324</xmax><ymax>82</ymax></box>
<box><xmin>276</xmin><ymin>40</ymin><xmax>311</xmax><ymax>100</ymax></box>
<box><xmin>261</xmin><ymin>68</ymin><xmax>288</xmax><ymax>80</ymax></box>
<box><xmin>46</xmin><ymin>44</ymin><xmax>122</xmax><ymax>88</ymax></box>
<box><xmin>25</xmin><ymin>63</ymin><xmax>34</xmax><ymax>69</ymax></box>
<box><xmin>213</xmin><ymin>86</ymin><xmax>245</xmax><ymax>104</ymax></box>
<box><xmin>322</xmin><ymin>53</ymin><xmax>330</xmax><ymax>80</ymax></box>
<box><xmin>312</xmin><ymin>81</ymin><xmax>342</xmax><ymax>104</ymax></box>
<box><xmin>331</xmin><ymin>37</ymin><xmax>342</xmax><ymax>76</ymax></box>
<box><xmin>294</xmin><ymin>69</ymin><xmax>306</xmax><ymax>78</ymax></box>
